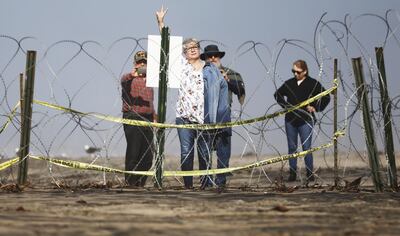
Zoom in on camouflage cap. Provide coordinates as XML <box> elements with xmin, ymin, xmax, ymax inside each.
<box><xmin>134</xmin><ymin>51</ymin><xmax>147</xmax><ymax>63</ymax></box>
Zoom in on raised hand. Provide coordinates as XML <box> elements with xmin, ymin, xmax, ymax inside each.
<box><xmin>156</xmin><ymin>5</ymin><xmax>168</xmax><ymax>31</ymax></box>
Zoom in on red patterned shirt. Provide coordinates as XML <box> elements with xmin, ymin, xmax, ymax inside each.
<box><xmin>121</xmin><ymin>73</ymin><xmax>154</xmax><ymax>115</ymax></box>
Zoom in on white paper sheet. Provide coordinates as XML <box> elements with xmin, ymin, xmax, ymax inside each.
<box><xmin>146</xmin><ymin>35</ymin><xmax>183</xmax><ymax>88</ymax></box>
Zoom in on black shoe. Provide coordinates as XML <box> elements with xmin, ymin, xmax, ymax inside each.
<box><xmin>200</xmin><ymin>183</ymin><xmax>213</xmax><ymax>190</ymax></box>
<box><xmin>288</xmin><ymin>170</ymin><xmax>297</xmax><ymax>182</ymax></box>
<box><xmin>200</xmin><ymin>176</ymin><xmax>213</xmax><ymax>190</ymax></box>
<box><xmin>306</xmin><ymin>170</ymin><xmax>315</xmax><ymax>182</ymax></box>
<box><xmin>216</xmin><ymin>185</ymin><xmax>226</xmax><ymax>193</ymax></box>
<box><xmin>126</xmin><ymin>179</ymin><xmax>141</xmax><ymax>187</ymax></box>
<box><xmin>183</xmin><ymin>178</ymin><xmax>193</xmax><ymax>189</ymax></box>
<box><xmin>184</xmin><ymin>184</ymin><xmax>193</xmax><ymax>189</ymax></box>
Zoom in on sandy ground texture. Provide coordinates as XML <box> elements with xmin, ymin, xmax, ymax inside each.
<box><xmin>0</xmin><ymin>153</ymin><xmax>400</xmax><ymax>235</ymax></box>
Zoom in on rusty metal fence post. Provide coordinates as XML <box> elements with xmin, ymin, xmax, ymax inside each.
<box><xmin>333</xmin><ymin>59</ymin><xmax>339</xmax><ymax>187</ymax></box>
<box><xmin>17</xmin><ymin>50</ymin><xmax>36</xmax><ymax>185</ymax></box>
<box><xmin>375</xmin><ymin>47</ymin><xmax>398</xmax><ymax>191</ymax></box>
<box><xmin>352</xmin><ymin>57</ymin><xmax>383</xmax><ymax>192</ymax></box>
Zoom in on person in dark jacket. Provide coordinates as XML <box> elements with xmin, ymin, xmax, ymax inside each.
<box><xmin>274</xmin><ymin>60</ymin><xmax>330</xmax><ymax>182</ymax></box>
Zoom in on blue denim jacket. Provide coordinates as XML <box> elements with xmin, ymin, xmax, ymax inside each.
<box><xmin>203</xmin><ymin>62</ymin><xmax>232</xmax><ymax>136</ymax></box>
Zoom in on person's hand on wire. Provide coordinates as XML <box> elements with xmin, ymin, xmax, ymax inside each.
<box><xmin>220</xmin><ymin>69</ymin><xmax>229</xmax><ymax>81</ymax></box>
<box><xmin>306</xmin><ymin>105</ymin><xmax>316</xmax><ymax>113</ymax></box>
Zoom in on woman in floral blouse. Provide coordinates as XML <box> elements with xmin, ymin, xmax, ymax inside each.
<box><xmin>156</xmin><ymin>7</ymin><xmax>230</xmax><ymax>189</ymax></box>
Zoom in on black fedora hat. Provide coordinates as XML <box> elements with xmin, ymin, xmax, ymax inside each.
<box><xmin>200</xmin><ymin>44</ymin><xmax>225</xmax><ymax>60</ymax></box>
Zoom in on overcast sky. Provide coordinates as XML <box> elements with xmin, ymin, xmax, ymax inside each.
<box><xmin>1</xmin><ymin>0</ymin><xmax>399</xmax><ymax>159</ymax></box>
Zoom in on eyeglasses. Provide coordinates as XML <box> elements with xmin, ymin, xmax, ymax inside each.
<box><xmin>184</xmin><ymin>46</ymin><xmax>199</xmax><ymax>52</ymax></box>
<box><xmin>292</xmin><ymin>69</ymin><xmax>304</xmax><ymax>74</ymax></box>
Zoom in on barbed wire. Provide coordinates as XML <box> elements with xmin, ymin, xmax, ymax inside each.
<box><xmin>1</xmin><ymin>11</ymin><xmax>399</xmax><ymax>189</ymax></box>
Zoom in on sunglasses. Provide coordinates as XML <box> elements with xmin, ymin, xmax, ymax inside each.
<box><xmin>136</xmin><ymin>59</ymin><xmax>147</xmax><ymax>63</ymax></box>
<box><xmin>206</xmin><ymin>54</ymin><xmax>220</xmax><ymax>59</ymax></box>
<box><xmin>292</xmin><ymin>69</ymin><xmax>304</xmax><ymax>74</ymax></box>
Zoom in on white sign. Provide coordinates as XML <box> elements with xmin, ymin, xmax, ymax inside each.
<box><xmin>146</xmin><ymin>35</ymin><xmax>183</xmax><ymax>88</ymax></box>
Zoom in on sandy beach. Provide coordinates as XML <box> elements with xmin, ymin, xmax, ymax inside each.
<box><xmin>1</xmin><ymin>153</ymin><xmax>399</xmax><ymax>235</ymax></box>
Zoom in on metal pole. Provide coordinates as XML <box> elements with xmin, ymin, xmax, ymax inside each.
<box><xmin>18</xmin><ymin>50</ymin><xmax>37</xmax><ymax>185</ymax></box>
<box><xmin>333</xmin><ymin>59</ymin><xmax>339</xmax><ymax>187</ymax></box>
<box><xmin>19</xmin><ymin>73</ymin><xmax>24</xmax><ymax>123</ymax></box>
<box><xmin>351</xmin><ymin>57</ymin><xmax>383</xmax><ymax>192</ymax></box>
<box><xmin>154</xmin><ymin>27</ymin><xmax>170</xmax><ymax>189</ymax></box>
<box><xmin>375</xmin><ymin>47</ymin><xmax>398</xmax><ymax>191</ymax></box>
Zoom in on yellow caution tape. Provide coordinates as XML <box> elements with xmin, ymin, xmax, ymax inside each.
<box><xmin>333</xmin><ymin>130</ymin><xmax>346</xmax><ymax>140</ymax></box>
<box><xmin>164</xmin><ymin>141</ymin><xmax>333</xmax><ymax>176</ymax></box>
<box><xmin>1</xmin><ymin>129</ymin><xmax>345</xmax><ymax>176</ymax></box>
<box><xmin>0</xmin><ymin>129</ymin><xmax>346</xmax><ymax>176</ymax></box>
<box><xmin>33</xmin><ymin>82</ymin><xmax>336</xmax><ymax>130</ymax></box>
<box><xmin>29</xmin><ymin>155</ymin><xmax>154</xmax><ymax>176</ymax></box>
<box><xmin>0</xmin><ymin>102</ymin><xmax>20</xmax><ymax>134</ymax></box>
<box><xmin>22</xmin><ymin>137</ymin><xmax>336</xmax><ymax>177</ymax></box>
<box><xmin>0</xmin><ymin>157</ymin><xmax>19</xmax><ymax>171</ymax></box>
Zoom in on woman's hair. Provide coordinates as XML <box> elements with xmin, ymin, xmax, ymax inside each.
<box><xmin>293</xmin><ymin>59</ymin><xmax>308</xmax><ymax>75</ymax></box>
<box><xmin>182</xmin><ymin>38</ymin><xmax>200</xmax><ymax>52</ymax></box>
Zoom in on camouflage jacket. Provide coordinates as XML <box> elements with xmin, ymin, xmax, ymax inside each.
<box><xmin>220</xmin><ymin>66</ymin><xmax>245</xmax><ymax>106</ymax></box>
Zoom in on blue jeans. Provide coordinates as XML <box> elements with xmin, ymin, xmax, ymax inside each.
<box><xmin>285</xmin><ymin>121</ymin><xmax>314</xmax><ymax>173</ymax></box>
<box><xmin>212</xmin><ymin>133</ymin><xmax>231</xmax><ymax>186</ymax></box>
<box><xmin>176</xmin><ymin>117</ymin><xmax>212</xmax><ymax>188</ymax></box>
